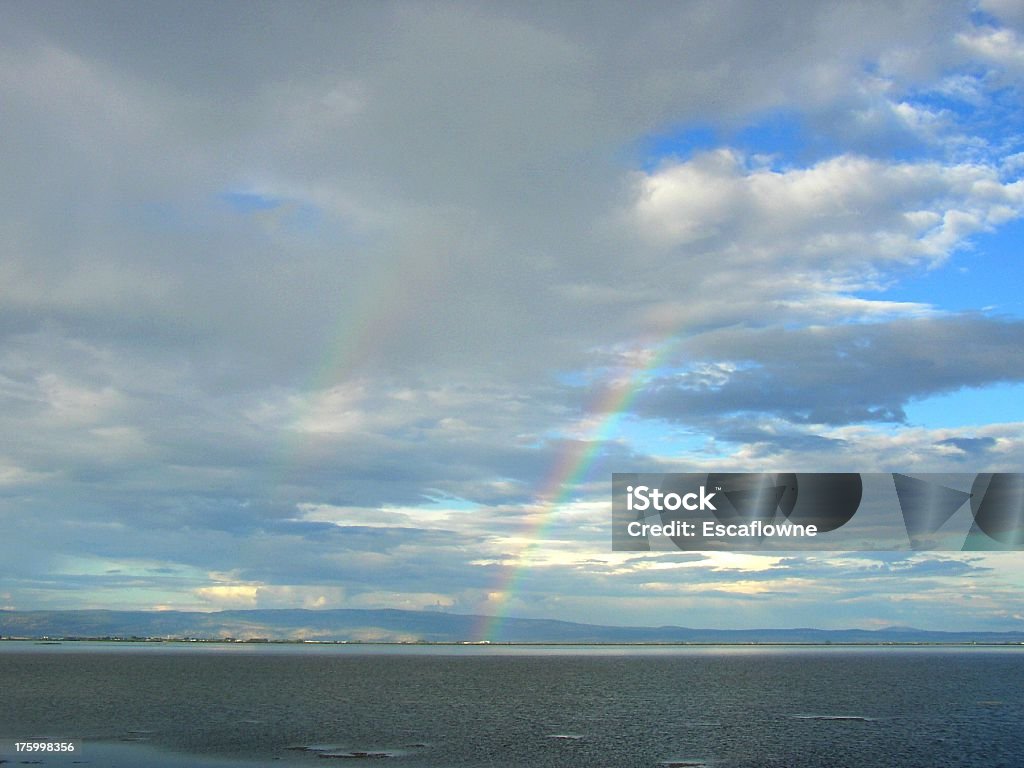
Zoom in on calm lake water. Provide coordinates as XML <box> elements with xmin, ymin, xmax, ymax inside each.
<box><xmin>2</xmin><ymin>643</ymin><xmax>1022</xmax><ymax>767</ymax></box>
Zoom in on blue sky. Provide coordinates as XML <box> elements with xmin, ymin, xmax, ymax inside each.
<box><xmin>3</xmin><ymin>1</ymin><xmax>1024</xmax><ymax>635</ymax></box>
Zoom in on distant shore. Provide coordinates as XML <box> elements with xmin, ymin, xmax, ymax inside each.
<box><xmin>4</xmin><ymin>636</ymin><xmax>1024</xmax><ymax>647</ymax></box>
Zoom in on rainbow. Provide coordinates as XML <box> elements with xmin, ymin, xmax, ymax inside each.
<box><xmin>475</xmin><ymin>338</ymin><xmax>680</xmax><ymax>641</ymax></box>
<box><xmin>281</xmin><ymin>251</ymin><xmax>434</xmax><ymax>465</ymax></box>
<box><xmin>279</xmin><ymin>253</ymin><xmax>682</xmax><ymax>642</ymax></box>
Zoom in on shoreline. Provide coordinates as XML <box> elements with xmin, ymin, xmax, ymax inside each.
<box><xmin>3</xmin><ymin>637</ymin><xmax>1024</xmax><ymax>647</ymax></box>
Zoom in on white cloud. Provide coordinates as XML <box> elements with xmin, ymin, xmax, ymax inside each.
<box><xmin>633</xmin><ymin>150</ymin><xmax>1024</xmax><ymax>269</ymax></box>
<box><xmin>958</xmin><ymin>26</ymin><xmax>1024</xmax><ymax>76</ymax></box>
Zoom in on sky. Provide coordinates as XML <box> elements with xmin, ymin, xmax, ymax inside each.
<box><xmin>3</xmin><ymin>0</ymin><xmax>1024</xmax><ymax>635</ymax></box>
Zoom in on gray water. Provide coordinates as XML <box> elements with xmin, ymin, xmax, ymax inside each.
<box><xmin>2</xmin><ymin>643</ymin><xmax>1022</xmax><ymax>767</ymax></box>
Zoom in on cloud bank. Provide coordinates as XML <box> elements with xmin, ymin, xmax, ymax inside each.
<box><xmin>2</xmin><ymin>1</ymin><xmax>1024</xmax><ymax>631</ymax></box>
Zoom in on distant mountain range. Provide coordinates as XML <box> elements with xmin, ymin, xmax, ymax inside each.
<box><xmin>2</xmin><ymin>608</ymin><xmax>1023</xmax><ymax>644</ymax></box>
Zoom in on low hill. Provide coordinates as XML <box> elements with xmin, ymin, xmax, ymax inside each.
<box><xmin>2</xmin><ymin>608</ymin><xmax>1023</xmax><ymax>644</ymax></box>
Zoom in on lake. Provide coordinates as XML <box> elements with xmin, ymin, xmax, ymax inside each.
<box><xmin>2</xmin><ymin>643</ymin><xmax>1022</xmax><ymax>767</ymax></box>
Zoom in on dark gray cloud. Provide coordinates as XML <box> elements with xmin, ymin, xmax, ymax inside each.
<box><xmin>634</xmin><ymin>315</ymin><xmax>1024</xmax><ymax>426</ymax></box>
<box><xmin>937</xmin><ymin>436</ymin><xmax>999</xmax><ymax>455</ymax></box>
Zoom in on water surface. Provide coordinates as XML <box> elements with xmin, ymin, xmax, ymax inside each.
<box><xmin>2</xmin><ymin>643</ymin><xmax>1021</xmax><ymax>767</ymax></box>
